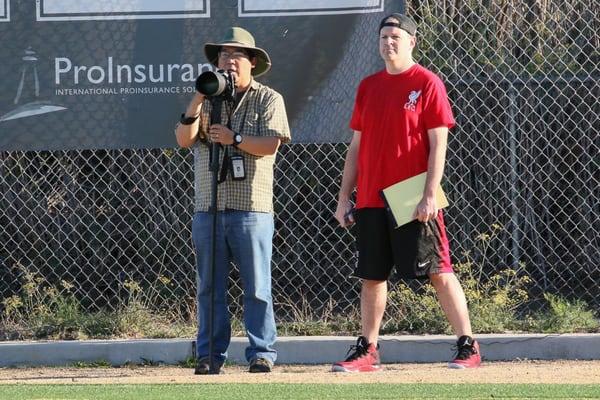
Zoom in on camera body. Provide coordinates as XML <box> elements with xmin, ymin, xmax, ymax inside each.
<box><xmin>195</xmin><ymin>69</ymin><xmax>236</xmax><ymax>101</ymax></box>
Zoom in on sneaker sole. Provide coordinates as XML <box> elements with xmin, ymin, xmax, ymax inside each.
<box><xmin>447</xmin><ymin>362</ymin><xmax>480</xmax><ymax>369</ymax></box>
<box><xmin>331</xmin><ymin>364</ymin><xmax>382</xmax><ymax>373</ymax></box>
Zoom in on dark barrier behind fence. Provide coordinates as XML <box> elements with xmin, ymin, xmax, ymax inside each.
<box><xmin>0</xmin><ymin>1</ymin><xmax>599</xmax><ymax>333</ymax></box>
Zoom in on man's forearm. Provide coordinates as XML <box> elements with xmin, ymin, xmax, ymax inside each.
<box><xmin>175</xmin><ymin>95</ymin><xmax>205</xmax><ymax>148</ymax></box>
<box><xmin>424</xmin><ymin>127</ymin><xmax>448</xmax><ymax>197</ymax></box>
<box><xmin>236</xmin><ymin>135</ymin><xmax>281</xmax><ymax>156</ymax></box>
<box><xmin>339</xmin><ymin>132</ymin><xmax>360</xmax><ymax>201</ymax></box>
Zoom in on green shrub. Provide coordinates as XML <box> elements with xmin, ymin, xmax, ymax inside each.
<box><xmin>0</xmin><ymin>266</ymin><xmax>195</xmax><ymax>340</ymax></box>
<box><xmin>385</xmin><ymin>224</ymin><xmax>531</xmax><ymax>334</ymax></box>
<box><xmin>1</xmin><ymin>270</ymin><xmax>89</xmax><ymax>339</ymax></box>
<box><xmin>2</xmin><ymin>229</ymin><xmax>599</xmax><ymax>339</ymax></box>
<box><xmin>276</xmin><ymin>297</ymin><xmax>361</xmax><ymax>336</ymax></box>
<box><xmin>386</xmin><ymin>284</ymin><xmax>448</xmax><ymax>334</ymax></box>
<box><xmin>529</xmin><ymin>293</ymin><xmax>599</xmax><ymax>333</ymax></box>
<box><xmin>459</xmin><ymin>262</ymin><xmax>530</xmax><ymax>333</ymax></box>
<box><xmin>82</xmin><ymin>311</ymin><xmax>120</xmax><ymax>338</ymax></box>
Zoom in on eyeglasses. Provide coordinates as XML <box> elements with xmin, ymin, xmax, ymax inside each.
<box><xmin>218</xmin><ymin>51</ymin><xmax>249</xmax><ymax>61</ymax></box>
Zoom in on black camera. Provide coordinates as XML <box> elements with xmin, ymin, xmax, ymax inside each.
<box><xmin>195</xmin><ymin>69</ymin><xmax>236</xmax><ymax>100</ymax></box>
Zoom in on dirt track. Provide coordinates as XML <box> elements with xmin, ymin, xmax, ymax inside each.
<box><xmin>0</xmin><ymin>360</ymin><xmax>599</xmax><ymax>385</ymax></box>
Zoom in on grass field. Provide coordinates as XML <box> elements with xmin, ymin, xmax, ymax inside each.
<box><xmin>1</xmin><ymin>384</ymin><xmax>600</xmax><ymax>400</ymax></box>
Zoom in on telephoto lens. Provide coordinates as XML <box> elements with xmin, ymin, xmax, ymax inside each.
<box><xmin>195</xmin><ymin>70</ymin><xmax>235</xmax><ymax>98</ymax></box>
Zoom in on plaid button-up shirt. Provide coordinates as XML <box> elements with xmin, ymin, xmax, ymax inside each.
<box><xmin>193</xmin><ymin>80</ymin><xmax>291</xmax><ymax>213</ymax></box>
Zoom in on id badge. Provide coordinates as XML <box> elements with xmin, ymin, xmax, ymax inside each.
<box><xmin>230</xmin><ymin>155</ymin><xmax>245</xmax><ymax>180</ymax></box>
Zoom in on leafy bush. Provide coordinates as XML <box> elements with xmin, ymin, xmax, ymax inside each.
<box><xmin>386</xmin><ymin>284</ymin><xmax>448</xmax><ymax>334</ymax></box>
<box><xmin>1</xmin><ymin>226</ymin><xmax>598</xmax><ymax>339</ymax></box>
<box><xmin>0</xmin><ymin>265</ymin><xmax>195</xmax><ymax>340</ymax></box>
<box><xmin>384</xmin><ymin>224</ymin><xmax>599</xmax><ymax>335</ymax></box>
<box><xmin>0</xmin><ymin>268</ymin><xmax>87</xmax><ymax>339</ymax></box>
<box><xmin>529</xmin><ymin>293</ymin><xmax>599</xmax><ymax>333</ymax></box>
<box><xmin>386</xmin><ymin>224</ymin><xmax>531</xmax><ymax>334</ymax></box>
<box><xmin>461</xmin><ymin>264</ymin><xmax>530</xmax><ymax>333</ymax></box>
<box><xmin>276</xmin><ymin>297</ymin><xmax>361</xmax><ymax>336</ymax></box>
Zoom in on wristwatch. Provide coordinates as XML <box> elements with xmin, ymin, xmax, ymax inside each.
<box><xmin>232</xmin><ymin>132</ymin><xmax>243</xmax><ymax>147</ymax></box>
<box><xmin>179</xmin><ymin>113</ymin><xmax>199</xmax><ymax>125</ymax></box>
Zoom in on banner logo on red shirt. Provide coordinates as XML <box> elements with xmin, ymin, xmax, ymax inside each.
<box><xmin>404</xmin><ymin>90</ymin><xmax>421</xmax><ymax>112</ymax></box>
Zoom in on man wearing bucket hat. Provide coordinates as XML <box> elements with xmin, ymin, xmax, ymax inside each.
<box><xmin>332</xmin><ymin>13</ymin><xmax>481</xmax><ymax>372</ymax></box>
<box><xmin>176</xmin><ymin>27</ymin><xmax>290</xmax><ymax>374</ymax></box>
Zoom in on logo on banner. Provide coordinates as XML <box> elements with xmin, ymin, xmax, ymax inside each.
<box><xmin>0</xmin><ymin>48</ymin><xmax>67</xmax><ymax>123</ymax></box>
<box><xmin>52</xmin><ymin>57</ymin><xmax>213</xmax><ymax>96</ymax></box>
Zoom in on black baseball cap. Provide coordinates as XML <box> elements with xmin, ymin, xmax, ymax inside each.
<box><xmin>378</xmin><ymin>13</ymin><xmax>417</xmax><ymax>36</ymax></box>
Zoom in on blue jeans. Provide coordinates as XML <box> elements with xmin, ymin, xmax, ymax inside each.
<box><xmin>192</xmin><ymin>210</ymin><xmax>277</xmax><ymax>365</ymax></box>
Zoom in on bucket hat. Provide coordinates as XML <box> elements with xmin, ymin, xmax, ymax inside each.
<box><xmin>204</xmin><ymin>27</ymin><xmax>271</xmax><ymax>77</ymax></box>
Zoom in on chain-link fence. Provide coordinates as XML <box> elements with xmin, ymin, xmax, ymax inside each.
<box><xmin>1</xmin><ymin>1</ymin><xmax>599</xmax><ymax>334</ymax></box>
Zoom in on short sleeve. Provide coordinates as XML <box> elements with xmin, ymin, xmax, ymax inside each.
<box><xmin>259</xmin><ymin>92</ymin><xmax>291</xmax><ymax>143</ymax></box>
<box><xmin>349</xmin><ymin>80</ymin><xmax>366</xmax><ymax>132</ymax></box>
<box><xmin>421</xmin><ymin>75</ymin><xmax>455</xmax><ymax>130</ymax></box>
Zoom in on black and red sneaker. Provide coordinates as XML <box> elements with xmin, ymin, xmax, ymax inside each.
<box><xmin>448</xmin><ymin>335</ymin><xmax>481</xmax><ymax>369</ymax></box>
<box><xmin>331</xmin><ymin>336</ymin><xmax>382</xmax><ymax>372</ymax></box>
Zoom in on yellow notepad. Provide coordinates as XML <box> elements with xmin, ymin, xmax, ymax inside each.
<box><xmin>380</xmin><ymin>172</ymin><xmax>449</xmax><ymax>228</ymax></box>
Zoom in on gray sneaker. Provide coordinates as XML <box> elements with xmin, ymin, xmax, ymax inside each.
<box><xmin>248</xmin><ymin>357</ymin><xmax>273</xmax><ymax>373</ymax></box>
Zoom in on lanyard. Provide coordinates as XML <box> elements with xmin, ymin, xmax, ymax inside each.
<box><xmin>217</xmin><ymin>89</ymin><xmax>250</xmax><ymax>183</ymax></box>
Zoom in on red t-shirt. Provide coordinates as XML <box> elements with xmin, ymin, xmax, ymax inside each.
<box><xmin>350</xmin><ymin>64</ymin><xmax>455</xmax><ymax>208</ymax></box>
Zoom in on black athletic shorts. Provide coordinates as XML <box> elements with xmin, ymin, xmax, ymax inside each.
<box><xmin>353</xmin><ymin>208</ymin><xmax>453</xmax><ymax>281</ymax></box>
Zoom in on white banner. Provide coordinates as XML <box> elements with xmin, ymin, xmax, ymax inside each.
<box><xmin>239</xmin><ymin>0</ymin><xmax>383</xmax><ymax>16</ymax></box>
<box><xmin>37</xmin><ymin>0</ymin><xmax>210</xmax><ymax>21</ymax></box>
<box><xmin>0</xmin><ymin>0</ymin><xmax>400</xmax><ymax>150</ymax></box>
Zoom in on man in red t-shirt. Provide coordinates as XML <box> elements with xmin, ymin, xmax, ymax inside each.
<box><xmin>332</xmin><ymin>13</ymin><xmax>481</xmax><ymax>372</ymax></box>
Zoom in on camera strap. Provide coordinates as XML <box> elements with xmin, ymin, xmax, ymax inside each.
<box><xmin>201</xmin><ymin>90</ymin><xmax>250</xmax><ymax>184</ymax></box>
<box><xmin>217</xmin><ymin>91</ymin><xmax>250</xmax><ymax>183</ymax></box>
<box><xmin>201</xmin><ymin>100</ymin><xmax>229</xmax><ymax>184</ymax></box>
<box><xmin>203</xmin><ymin>140</ymin><xmax>228</xmax><ymax>183</ymax></box>
<box><xmin>217</xmin><ymin>121</ymin><xmax>233</xmax><ymax>184</ymax></box>
<box><xmin>218</xmin><ymin>147</ymin><xmax>229</xmax><ymax>183</ymax></box>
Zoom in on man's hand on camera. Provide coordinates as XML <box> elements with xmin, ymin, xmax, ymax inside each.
<box><xmin>191</xmin><ymin>92</ymin><xmax>205</xmax><ymax>105</ymax></box>
<box><xmin>184</xmin><ymin>93</ymin><xmax>205</xmax><ymax>119</ymax></box>
<box><xmin>209</xmin><ymin>124</ymin><xmax>234</xmax><ymax>145</ymax></box>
